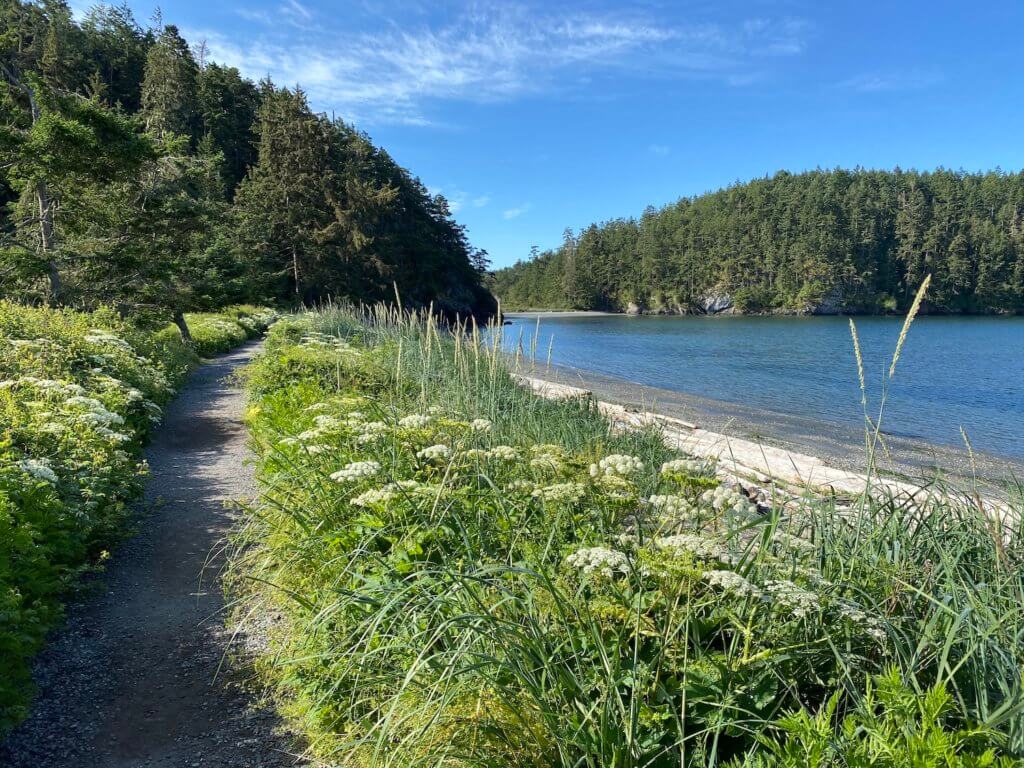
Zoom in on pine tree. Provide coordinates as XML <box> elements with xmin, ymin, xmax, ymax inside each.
<box><xmin>141</xmin><ymin>24</ymin><xmax>197</xmax><ymax>140</ymax></box>
<box><xmin>233</xmin><ymin>85</ymin><xmax>333</xmax><ymax>300</ymax></box>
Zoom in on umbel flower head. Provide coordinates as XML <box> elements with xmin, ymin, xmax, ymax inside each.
<box><xmin>565</xmin><ymin>546</ymin><xmax>629</xmax><ymax>577</ymax></box>
<box><xmin>330</xmin><ymin>460</ymin><xmax>381</xmax><ymax>483</ymax></box>
<box><xmin>416</xmin><ymin>444</ymin><xmax>452</xmax><ymax>462</ymax></box>
<box><xmin>702</xmin><ymin>485</ymin><xmax>757</xmax><ymax>519</ymax></box>
<box><xmin>589</xmin><ymin>454</ymin><xmax>644</xmax><ymax>478</ymax></box>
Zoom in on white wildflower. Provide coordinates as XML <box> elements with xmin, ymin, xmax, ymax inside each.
<box><xmin>504</xmin><ymin>479</ymin><xmax>535</xmax><ymax>493</ymax></box>
<box><xmin>416</xmin><ymin>444</ymin><xmax>451</xmax><ymax>462</ymax></box>
<box><xmin>354</xmin><ymin>421</ymin><xmax>388</xmax><ymax>443</ymax></box>
<box><xmin>589</xmin><ymin>454</ymin><xmax>644</xmax><ymax>478</ymax></box>
<box><xmin>330</xmin><ymin>460</ymin><xmax>382</xmax><ymax>483</ymax></box>
<box><xmin>646</xmin><ymin>494</ymin><xmax>695</xmax><ymax>519</ymax></box>
<box><xmin>95</xmin><ymin>427</ymin><xmax>130</xmax><ymax>443</ymax></box>
<box><xmin>486</xmin><ymin>445</ymin><xmax>518</xmax><ymax>461</ymax></box>
<box><xmin>532</xmin><ymin>482</ymin><xmax>586</xmax><ymax>504</ymax></box>
<box><xmin>469</xmin><ymin>418</ymin><xmax>492</xmax><ymax>432</ymax></box>
<box><xmin>702</xmin><ymin>485</ymin><xmax>757</xmax><ymax>519</ymax></box>
<box><xmin>398</xmin><ymin>414</ymin><xmax>432</xmax><ymax>429</ymax></box>
<box><xmin>654</xmin><ymin>533</ymin><xmax>723</xmax><ymax>560</ymax></box>
<box><xmin>20</xmin><ymin>458</ymin><xmax>58</xmax><ymax>484</ymax></box>
<box><xmin>661</xmin><ymin>457</ymin><xmax>715</xmax><ymax>477</ymax></box>
<box><xmin>565</xmin><ymin>546</ymin><xmax>629</xmax><ymax>577</ymax></box>
<box><xmin>703</xmin><ymin>569</ymin><xmax>761</xmax><ymax>598</ymax></box>
<box><xmin>763</xmin><ymin>580</ymin><xmax>820</xmax><ymax>619</ymax></box>
<box><xmin>351</xmin><ymin>487</ymin><xmax>398</xmax><ymax>507</ymax></box>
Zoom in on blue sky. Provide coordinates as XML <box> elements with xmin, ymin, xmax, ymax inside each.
<box><xmin>77</xmin><ymin>1</ymin><xmax>1024</xmax><ymax>268</ymax></box>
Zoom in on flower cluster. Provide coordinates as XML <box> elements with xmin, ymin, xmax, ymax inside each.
<box><xmin>532</xmin><ymin>482</ymin><xmax>586</xmax><ymax>504</ymax></box>
<box><xmin>702</xmin><ymin>485</ymin><xmax>757</xmax><ymax>519</ymax></box>
<box><xmin>469</xmin><ymin>418</ymin><xmax>492</xmax><ymax>432</ymax></box>
<box><xmin>646</xmin><ymin>494</ymin><xmax>695</xmax><ymax>520</ymax></box>
<box><xmin>486</xmin><ymin>445</ymin><xmax>518</xmax><ymax>461</ymax></box>
<box><xmin>416</xmin><ymin>444</ymin><xmax>452</xmax><ymax>462</ymax></box>
<box><xmin>399</xmin><ymin>414</ymin><xmax>432</xmax><ymax>429</ymax></box>
<box><xmin>763</xmin><ymin>579</ymin><xmax>821</xmax><ymax>618</ymax></box>
<box><xmin>654</xmin><ymin>533</ymin><xmax>725</xmax><ymax>561</ymax></box>
<box><xmin>19</xmin><ymin>458</ymin><xmax>59</xmax><ymax>485</ymax></box>
<box><xmin>330</xmin><ymin>460</ymin><xmax>382</xmax><ymax>483</ymax></box>
<box><xmin>661</xmin><ymin>457</ymin><xmax>715</xmax><ymax>477</ymax></box>
<box><xmin>589</xmin><ymin>454</ymin><xmax>644</xmax><ymax>478</ymax></box>
<box><xmin>703</xmin><ymin>569</ymin><xmax>761</xmax><ymax>598</ymax></box>
<box><xmin>565</xmin><ymin>547</ymin><xmax>630</xmax><ymax>577</ymax></box>
<box><xmin>351</xmin><ymin>487</ymin><xmax>398</xmax><ymax>507</ymax></box>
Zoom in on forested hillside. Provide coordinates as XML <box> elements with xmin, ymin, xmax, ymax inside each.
<box><xmin>0</xmin><ymin>1</ymin><xmax>495</xmax><ymax>324</ymax></box>
<box><xmin>491</xmin><ymin>169</ymin><xmax>1024</xmax><ymax>315</ymax></box>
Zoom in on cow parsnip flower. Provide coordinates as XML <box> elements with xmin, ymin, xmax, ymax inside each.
<box><xmin>589</xmin><ymin>454</ymin><xmax>644</xmax><ymax>478</ymax></box>
<box><xmin>330</xmin><ymin>460</ymin><xmax>382</xmax><ymax>482</ymax></box>
<box><xmin>566</xmin><ymin>546</ymin><xmax>629</xmax><ymax>577</ymax></box>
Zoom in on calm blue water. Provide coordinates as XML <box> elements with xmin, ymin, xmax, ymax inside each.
<box><xmin>505</xmin><ymin>315</ymin><xmax>1024</xmax><ymax>462</ymax></box>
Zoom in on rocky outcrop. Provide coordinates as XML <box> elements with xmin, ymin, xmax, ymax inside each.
<box><xmin>625</xmin><ymin>302</ymin><xmax>642</xmax><ymax>315</ymax></box>
<box><xmin>700</xmin><ymin>292</ymin><xmax>734</xmax><ymax>314</ymax></box>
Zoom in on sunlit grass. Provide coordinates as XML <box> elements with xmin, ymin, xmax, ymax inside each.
<box><xmin>229</xmin><ymin>297</ymin><xmax>1024</xmax><ymax>766</ymax></box>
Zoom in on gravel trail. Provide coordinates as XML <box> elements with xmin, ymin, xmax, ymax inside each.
<box><xmin>0</xmin><ymin>341</ymin><xmax>304</xmax><ymax>767</ymax></box>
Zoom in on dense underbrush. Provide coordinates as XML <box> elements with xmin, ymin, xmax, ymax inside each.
<box><xmin>0</xmin><ymin>302</ymin><xmax>276</xmax><ymax>733</ymax></box>
<box><xmin>232</xmin><ymin>306</ymin><xmax>1023</xmax><ymax>767</ymax></box>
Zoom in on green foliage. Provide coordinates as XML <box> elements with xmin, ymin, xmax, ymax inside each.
<box><xmin>492</xmin><ymin>169</ymin><xmax>1024</xmax><ymax>315</ymax></box>
<box><xmin>0</xmin><ymin>301</ymin><xmax>270</xmax><ymax>735</ymax></box>
<box><xmin>229</xmin><ymin>306</ymin><xmax>1024</xmax><ymax>767</ymax></box>
<box><xmin>739</xmin><ymin>670</ymin><xmax>1019</xmax><ymax>767</ymax></box>
<box><xmin>184</xmin><ymin>305</ymin><xmax>278</xmax><ymax>356</ymax></box>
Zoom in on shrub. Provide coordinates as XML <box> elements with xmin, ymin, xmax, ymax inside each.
<box><xmin>183</xmin><ymin>305</ymin><xmax>278</xmax><ymax>356</ymax></box>
<box><xmin>0</xmin><ymin>301</ymin><xmax>270</xmax><ymax>734</ymax></box>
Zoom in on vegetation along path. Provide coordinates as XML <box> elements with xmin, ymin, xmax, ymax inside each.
<box><xmin>0</xmin><ymin>342</ymin><xmax>302</xmax><ymax>767</ymax></box>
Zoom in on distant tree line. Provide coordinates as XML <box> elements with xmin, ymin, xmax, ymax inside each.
<box><xmin>0</xmin><ymin>1</ymin><xmax>495</xmax><ymax>331</ymax></box>
<box><xmin>491</xmin><ymin>169</ymin><xmax>1024</xmax><ymax>315</ymax></box>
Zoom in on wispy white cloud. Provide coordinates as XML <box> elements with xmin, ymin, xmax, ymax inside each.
<box><xmin>283</xmin><ymin>0</ymin><xmax>312</xmax><ymax>21</ymax></box>
<box><xmin>427</xmin><ymin>186</ymin><xmax>490</xmax><ymax>214</ymax></box>
<box><xmin>838</xmin><ymin>70</ymin><xmax>941</xmax><ymax>93</ymax></box>
<box><xmin>503</xmin><ymin>203</ymin><xmax>531</xmax><ymax>220</ymax></box>
<box><xmin>195</xmin><ymin>3</ymin><xmax>811</xmax><ymax>126</ymax></box>
<box><xmin>648</xmin><ymin>144</ymin><xmax>670</xmax><ymax>155</ymax></box>
<box><xmin>236</xmin><ymin>7</ymin><xmax>273</xmax><ymax>24</ymax></box>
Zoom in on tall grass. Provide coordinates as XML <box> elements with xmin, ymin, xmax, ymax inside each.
<box><xmin>230</xmin><ymin>302</ymin><xmax>1024</xmax><ymax>766</ymax></box>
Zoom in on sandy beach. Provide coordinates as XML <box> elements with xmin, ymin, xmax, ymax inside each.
<box><xmin>515</xmin><ymin>360</ymin><xmax>1023</xmax><ymax>490</ymax></box>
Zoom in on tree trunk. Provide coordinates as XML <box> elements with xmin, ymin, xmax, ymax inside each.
<box><xmin>292</xmin><ymin>246</ymin><xmax>300</xmax><ymax>299</ymax></box>
<box><xmin>37</xmin><ymin>181</ymin><xmax>61</xmax><ymax>302</ymax></box>
<box><xmin>173</xmin><ymin>311</ymin><xmax>193</xmax><ymax>343</ymax></box>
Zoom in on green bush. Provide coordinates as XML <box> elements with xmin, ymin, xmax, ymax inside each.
<box><xmin>184</xmin><ymin>305</ymin><xmax>278</xmax><ymax>357</ymax></box>
<box><xmin>0</xmin><ymin>301</ymin><xmax>271</xmax><ymax>734</ymax></box>
<box><xmin>739</xmin><ymin>670</ymin><xmax>1018</xmax><ymax>767</ymax></box>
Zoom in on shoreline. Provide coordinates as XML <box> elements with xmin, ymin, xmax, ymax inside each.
<box><xmin>514</xmin><ymin>360</ymin><xmax>1023</xmax><ymax>490</ymax></box>
<box><xmin>504</xmin><ymin>309</ymin><xmax>1024</xmax><ymax>319</ymax></box>
<box><xmin>504</xmin><ymin>310</ymin><xmax>617</xmax><ymax>318</ymax></box>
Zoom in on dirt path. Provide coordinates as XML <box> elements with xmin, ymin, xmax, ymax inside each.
<box><xmin>0</xmin><ymin>342</ymin><xmax>303</xmax><ymax>767</ymax></box>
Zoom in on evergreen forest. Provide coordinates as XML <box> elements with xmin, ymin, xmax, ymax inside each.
<box><xmin>491</xmin><ymin>169</ymin><xmax>1024</xmax><ymax>314</ymax></box>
